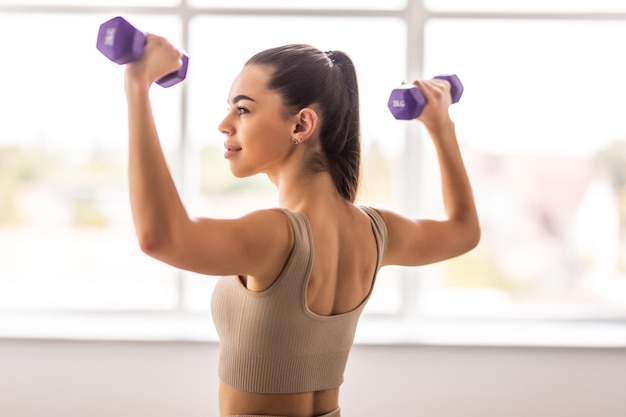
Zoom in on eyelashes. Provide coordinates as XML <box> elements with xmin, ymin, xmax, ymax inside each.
<box><xmin>226</xmin><ymin>106</ymin><xmax>250</xmax><ymax>116</ymax></box>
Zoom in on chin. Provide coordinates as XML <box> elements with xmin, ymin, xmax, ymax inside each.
<box><xmin>229</xmin><ymin>166</ymin><xmax>255</xmax><ymax>179</ymax></box>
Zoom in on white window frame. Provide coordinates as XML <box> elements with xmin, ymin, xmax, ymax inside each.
<box><xmin>1</xmin><ymin>0</ymin><xmax>625</xmax><ymax>347</ymax></box>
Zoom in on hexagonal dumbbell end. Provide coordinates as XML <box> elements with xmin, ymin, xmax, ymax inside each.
<box><xmin>96</xmin><ymin>16</ymin><xmax>189</xmax><ymax>88</ymax></box>
<box><xmin>155</xmin><ymin>54</ymin><xmax>189</xmax><ymax>88</ymax></box>
<box><xmin>387</xmin><ymin>84</ymin><xmax>427</xmax><ymax>121</ymax></box>
<box><xmin>96</xmin><ymin>16</ymin><xmax>145</xmax><ymax>65</ymax></box>
<box><xmin>434</xmin><ymin>74</ymin><xmax>464</xmax><ymax>104</ymax></box>
<box><xmin>388</xmin><ymin>74</ymin><xmax>463</xmax><ymax>120</ymax></box>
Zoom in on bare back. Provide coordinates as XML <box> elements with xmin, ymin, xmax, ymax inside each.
<box><xmin>305</xmin><ymin>205</ymin><xmax>379</xmax><ymax>316</ymax></box>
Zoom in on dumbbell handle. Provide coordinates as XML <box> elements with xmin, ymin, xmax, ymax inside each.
<box><xmin>388</xmin><ymin>74</ymin><xmax>463</xmax><ymax>120</ymax></box>
<box><xmin>96</xmin><ymin>16</ymin><xmax>188</xmax><ymax>88</ymax></box>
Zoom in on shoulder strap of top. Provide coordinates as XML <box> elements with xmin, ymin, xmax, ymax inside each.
<box><xmin>266</xmin><ymin>209</ymin><xmax>313</xmax><ymax>297</ymax></box>
<box><xmin>281</xmin><ymin>206</ymin><xmax>387</xmax><ymax>273</ymax></box>
<box><xmin>359</xmin><ymin>206</ymin><xmax>388</xmax><ymax>270</ymax></box>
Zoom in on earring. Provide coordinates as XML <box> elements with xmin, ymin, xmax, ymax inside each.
<box><xmin>293</xmin><ymin>137</ymin><xmax>301</xmax><ymax>145</ymax></box>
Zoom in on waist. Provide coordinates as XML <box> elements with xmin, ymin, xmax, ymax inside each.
<box><xmin>219</xmin><ymin>381</ymin><xmax>340</xmax><ymax>417</ymax></box>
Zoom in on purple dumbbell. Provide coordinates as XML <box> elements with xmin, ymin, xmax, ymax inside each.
<box><xmin>387</xmin><ymin>75</ymin><xmax>463</xmax><ymax>120</ymax></box>
<box><xmin>96</xmin><ymin>16</ymin><xmax>189</xmax><ymax>88</ymax></box>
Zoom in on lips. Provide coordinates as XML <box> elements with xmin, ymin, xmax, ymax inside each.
<box><xmin>224</xmin><ymin>142</ymin><xmax>242</xmax><ymax>159</ymax></box>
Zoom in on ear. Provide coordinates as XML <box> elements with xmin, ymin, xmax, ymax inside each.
<box><xmin>292</xmin><ymin>108</ymin><xmax>319</xmax><ymax>144</ymax></box>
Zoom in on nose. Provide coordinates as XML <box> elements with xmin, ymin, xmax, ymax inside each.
<box><xmin>218</xmin><ymin>114</ymin><xmax>233</xmax><ymax>136</ymax></box>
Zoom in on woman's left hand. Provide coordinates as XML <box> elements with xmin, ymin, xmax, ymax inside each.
<box><xmin>125</xmin><ymin>33</ymin><xmax>183</xmax><ymax>90</ymax></box>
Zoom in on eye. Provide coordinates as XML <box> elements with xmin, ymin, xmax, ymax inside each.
<box><xmin>237</xmin><ymin>106</ymin><xmax>250</xmax><ymax>116</ymax></box>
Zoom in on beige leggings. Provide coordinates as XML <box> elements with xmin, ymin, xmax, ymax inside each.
<box><xmin>228</xmin><ymin>406</ymin><xmax>341</xmax><ymax>417</ymax></box>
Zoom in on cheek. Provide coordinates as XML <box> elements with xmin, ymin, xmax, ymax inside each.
<box><xmin>250</xmin><ymin>122</ymin><xmax>290</xmax><ymax>153</ymax></box>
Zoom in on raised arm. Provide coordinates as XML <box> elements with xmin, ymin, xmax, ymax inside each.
<box><xmin>124</xmin><ymin>34</ymin><xmax>187</xmax><ymax>255</ymax></box>
<box><xmin>379</xmin><ymin>79</ymin><xmax>480</xmax><ymax>267</ymax></box>
<box><xmin>123</xmin><ymin>35</ymin><xmax>292</xmax><ymax>281</ymax></box>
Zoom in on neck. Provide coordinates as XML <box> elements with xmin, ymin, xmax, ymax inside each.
<box><xmin>271</xmin><ymin>169</ymin><xmax>346</xmax><ymax>212</ymax></box>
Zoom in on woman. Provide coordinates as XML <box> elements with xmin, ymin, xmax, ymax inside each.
<box><xmin>124</xmin><ymin>37</ymin><xmax>479</xmax><ymax>417</ymax></box>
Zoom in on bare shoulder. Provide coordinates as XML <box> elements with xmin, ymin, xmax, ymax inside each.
<box><xmin>361</xmin><ymin>207</ymin><xmax>479</xmax><ymax>267</ymax></box>
<box><xmin>243</xmin><ymin>208</ymin><xmax>294</xmax><ymax>252</ymax></box>
<box><xmin>231</xmin><ymin>208</ymin><xmax>295</xmax><ymax>288</ymax></box>
<box><xmin>362</xmin><ymin>207</ymin><xmax>427</xmax><ymax>266</ymax></box>
<box><xmin>151</xmin><ymin>208</ymin><xmax>294</xmax><ymax>279</ymax></box>
<box><xmin>359</xmin><ymin>206</ymin><xmax>405</xmax><ymax>231</ymax></box>
<box><xmin>237</xmin><ymin>208</ymin><xmax>294</xmax><ymax>233</ymax></box>
<box><xmin>215</xmin><ymin>208</ymin><xmax>294</xmax><ymax>259</ymax></box>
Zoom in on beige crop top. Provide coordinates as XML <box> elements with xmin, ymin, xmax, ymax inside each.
<box><xmin>210</xmin><ymin>207</ymin><xmax>387</xmax><ymax>394</ymax></box>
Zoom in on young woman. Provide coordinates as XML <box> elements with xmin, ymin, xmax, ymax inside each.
<box><xmin>124</xmin><ymin>36</ymin><xmax>479</xmax><ymax>417</ymax></box>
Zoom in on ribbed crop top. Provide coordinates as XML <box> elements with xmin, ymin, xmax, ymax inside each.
<box><xmin>210</xmin><ymin>207</ymin><xmax>387</xmax><ymax>394</ymax></box>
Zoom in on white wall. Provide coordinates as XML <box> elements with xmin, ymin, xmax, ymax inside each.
<box><xmin>0</xmin><ymin>339</ymin><xmax>624</xmax><ymax>417</ymax></box>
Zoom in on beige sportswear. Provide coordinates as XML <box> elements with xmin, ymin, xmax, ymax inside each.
<box><xmin>211</xmin><ymin>207</ymin><xmax>387</xmax><ymax>394</ymax></box>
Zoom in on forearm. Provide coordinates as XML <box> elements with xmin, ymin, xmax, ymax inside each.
<box><xmin>126</xmin><ymin>82</ymin><xmax>188</xmax><ymax>251</ymax></box>
<box><xmin>425</xmin><ymin>121</ymin><xmax>479</xmax><ymax>228</ymax></box>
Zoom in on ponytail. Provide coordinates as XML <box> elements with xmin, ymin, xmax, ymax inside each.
<box><xmin>321</xmin><ymin>50</ymin><xmax>361</xmax><ymax>202</ymax></box>
<box><xmin>246</xmin><ymin>45</ymin><xmax>361</xmax><ymax>202</ymax></box>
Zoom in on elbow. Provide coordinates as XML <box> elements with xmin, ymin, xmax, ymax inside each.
<box><xmin>468</xmin><ymin>224</ymin><xmax>481</xmax><ymax>251</ymax></box>
<box><xmin>134</xmin><ymin>216</ymin><xmax>189</xmax><ymax>260</ymax></box>
<box><xmin>448</xmin><ymin>204</ymin><xmax>481</xmax><ymax>254</ymax></box>
<box><xmin>462</xmin><ymin>218</ymin><xmax>481</xmax><ymax>253</ymax></box>
<box><xmin>136</xmin><ymin>229</ymin><xmax>170</xmax><ymax>258</ymax></box>
<box><xmin>449</xmin><ymin>212</ymin><xmax>481</xmax><ymax>256</ymax></box>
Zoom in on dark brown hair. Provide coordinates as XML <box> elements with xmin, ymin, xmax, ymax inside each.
<box><xmin>246</xmin><ymin>44</ymin><xmax>361</xmax><ymax>202</ymax></box>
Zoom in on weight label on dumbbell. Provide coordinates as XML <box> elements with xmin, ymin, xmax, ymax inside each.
<box><xmin>391</xmin><ymin>99</ymin><xmax>405</xmax><ymax>108</ymax></box>
<box><xmin>104</xmin><ymin>28</ymin><xmax>116</xmax><ymax>46</ymax></box>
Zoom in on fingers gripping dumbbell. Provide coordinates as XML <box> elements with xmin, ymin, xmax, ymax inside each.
<box><xmin>96</xmin><ymin>16</ymin><xmax>189</xmax><ymax>88</ymax></box>
<box><xmin>387</xmin><ymin>75</ymin><xmax>463</xmax><ymax>120</ymax></box>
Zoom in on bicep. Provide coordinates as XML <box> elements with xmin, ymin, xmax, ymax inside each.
<box><xmin>378</xmin><ymin>209</ymin><xmax>478</xmax><ymax>267</ymax></box>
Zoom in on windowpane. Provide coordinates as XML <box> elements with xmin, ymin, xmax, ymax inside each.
<box><xmin>0</xmin><ymin>14</ymin><xmax>183</xmax><ymax>310</ymax></box>
<box><xmin>420</xmin><ymin>19</ymin><xmax>626</xmax><ymax>318</ymax></box>
<box><xmin>183</xmin><ymin>15</ymin><xmax>407</xmax><ymax>315</ymax></box>
<box><xmin>189</xmin><ymin>0</ymin><xmax>407</xmax><ymax>10</ymax></box>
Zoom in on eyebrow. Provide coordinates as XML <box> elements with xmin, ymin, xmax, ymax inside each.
<box><xmin>230</xmin><ymin>94</ymin><xmax>256</xmax><ymax>104</ymax></box>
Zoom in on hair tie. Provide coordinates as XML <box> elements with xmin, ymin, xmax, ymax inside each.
<box><xmin>325</xmin><ymin>50</ymin><xmax>335</xmax><ymax>67</ymax></box>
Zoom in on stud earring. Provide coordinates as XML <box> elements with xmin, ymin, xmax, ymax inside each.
<box><xmin>293</xmin><ymin>137</ymin><xmax>301</xmax><ymax>145</ymax></box>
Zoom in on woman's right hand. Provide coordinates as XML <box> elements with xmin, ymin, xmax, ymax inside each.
<box><xmin>125</xmin><ymin>33</ymin><xmax>183</xmax><ymax>91</ymax></box>
<box><xmin>412</xmin><ymin>79</ymin><xmax>454</xmax><ymax>131</ymax></box>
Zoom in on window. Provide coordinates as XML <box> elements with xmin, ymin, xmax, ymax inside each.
<box><xmin>182</xmin><ymin>14</ymin><xmax>407</xmax><ymax>313</ymax></box>
<box><xmin>1</xmin><ymin>1</ymin><xmax>625</xmax><ymax>340</ymax></box>
<box><xmin>0</xmin><ymin>5</ymin><xmax>407</xmax><ymax>317</ymax></box>
<box><xmin>419</xmin><ymin>18</ymin><xmax>626</xmax><ymax>319</ymax></box>
<box><xmin>0</xmin><ymin>13</ymin><xmax>183</xmax><ymax>310</ymax></box>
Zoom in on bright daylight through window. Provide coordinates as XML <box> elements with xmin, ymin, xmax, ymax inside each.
<box><xmin>0</xmin><ymin>1</ymin><xmax>625</xmax><ymax>339</ymax></box>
